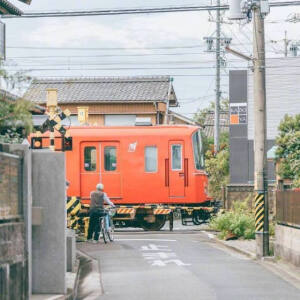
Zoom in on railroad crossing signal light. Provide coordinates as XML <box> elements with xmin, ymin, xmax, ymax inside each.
<box><xmin>32</xmin><ymin>137</ymin><xmax>43</xmax><ymax>149</ymax></box>
<box><xmin>63</xmin><ymin>136</ymin><xmax>73</xmax><ymax>151</ymax></box>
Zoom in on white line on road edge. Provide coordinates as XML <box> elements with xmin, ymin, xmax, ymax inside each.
<box><xmin>115</xmin><ymin>238</ymin><xmax>177</xmax><ymax>242</ymax></box>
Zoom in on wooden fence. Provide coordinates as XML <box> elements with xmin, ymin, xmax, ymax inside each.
<box><xmin>276</xmin><ymin>190</ymin><xmax>300</xmax><ymax>228</ymax></box>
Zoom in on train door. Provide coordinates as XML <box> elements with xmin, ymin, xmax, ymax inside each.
<box><xmin>80</xmin><ymin>142</ymin><xmax>122</xmax><ymax>202</ymax></box>
<box><xmin>169</xmin><ymin>141</ymin><xmax>185</xmax><ymax>197</ymax></box>
<box><xmin>100</xmin><ymin>142</ymin><xmax>122</xmax><ymax>199</ymax></box>
<box><xmin>80</xmin><ymin>142</ymin><xmax>100</xmax><ymax>201</ymax></box>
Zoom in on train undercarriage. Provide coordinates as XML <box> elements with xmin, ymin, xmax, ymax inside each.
<box><xmin>67</xmin><ymin>198</ymin><xmax>221</xmax><ymax>233</ymax></box>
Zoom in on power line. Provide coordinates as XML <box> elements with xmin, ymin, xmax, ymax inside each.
<box><xmin>2</xmin><ymin>1</ymin><xmax>300</xmax><ymax>18</ymax></box>
<box><xmin>7</xmin><ymin>44</ymin><xmax>203</xmax><ymax>51</ymax></box>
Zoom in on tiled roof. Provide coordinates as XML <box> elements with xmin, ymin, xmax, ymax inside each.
<box><xmin>24</xmin><ymin>76</ymin><xmax>177</xmax><ymax>106</ymax></box>
<box><xmin>169</xmin><ymin>110</ymin><xmax>196</xmax><ymax>125</ymax></box>
<box><xmin>0</xmin><ymin>0</ymin><xmax>23</xmax><ymax>15</ymax></box>
<box><xmin>203</xmin><ymin>111</ymin><xmax>229</xmax><ymax>138</ymax></box>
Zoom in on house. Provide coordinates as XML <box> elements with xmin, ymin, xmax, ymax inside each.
<box><xmin>0</xmin><ymin>0</ymin><xmax>31</xmax><ymax>15</ymax></box>
<box><xmin>25</xmin><ymin>76</ymin><xmax>185</xmax><ymax>126</ymax></box>
<box><xmin>227</xmin><ymin>57</ymin><xmax>300</xmax><ymax>210</ymax></box>
<box><xmin>229</xmin><ymin>57</ymin><xmax>300</xmax><ymax>185</ymax></box>
<box><xmin>203</xmin><ymin>111</ymin><xmax>229</xmax><ymax>138</ymax></box>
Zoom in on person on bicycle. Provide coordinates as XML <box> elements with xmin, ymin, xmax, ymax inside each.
<box><xmin>87</xmin><ymin>183</ymin><xmax>115</xmax><ymax>243</ymax></box>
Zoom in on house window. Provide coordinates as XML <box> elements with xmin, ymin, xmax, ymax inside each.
<box><xmin>145</xmin><ymin>146</ymin><xmax>158</xmax><ymax>172</ymax></box>
<box><xmin>84</xmin><ymin>147</ymin><xmax>97</xmax><ymax>171</ymax></box>
<box><xmin>171</xmin><ymin>144</ymin><xmax>182</xmax><ymax>170</ymax></box>
<box><xmin>104</xmin><ymin>115</ymin><xmax>136</xmax><ymax>126</ymax></box>
<box><xmin>104</xmin><ymin>146</ymin><xmax>117</xmax><ymax>171</ymax></box>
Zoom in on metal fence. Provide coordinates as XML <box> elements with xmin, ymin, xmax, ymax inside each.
<box><xmin>276</xmin><ymin>190</ymin><xmax>300</xmax><ymax>228</ymax></box>
<box><xmin>0</xmin><ymin>152</ymin><xmax>23</xmax><ymax>220</ymax></box>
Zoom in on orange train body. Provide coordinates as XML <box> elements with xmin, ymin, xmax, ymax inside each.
<box><xmin>58</xmin><ymin>125</ymin><xmax>210</xmax><ymax>206</ymax></box>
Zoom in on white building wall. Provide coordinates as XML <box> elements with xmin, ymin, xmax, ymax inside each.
<box><xmin>248</xmin><ymin>57</ymin><xmax>300</xmax><ymax>140</ymax></box>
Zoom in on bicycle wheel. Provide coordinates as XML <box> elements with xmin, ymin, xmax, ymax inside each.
<box><xmin>107</xmin><ymin>223</ymin><xmax>114</xmax><ymax>242</ymax></box>
<box><xmin>101</xmin><ymin>218</ymin><xmax>108</xmax><ymax>244</ymax></box>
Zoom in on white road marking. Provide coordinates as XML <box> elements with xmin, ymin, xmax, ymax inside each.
<box><xmin>115</xmin><ymin>238</ymin><xmax>177</xmax><ymax>242</ymax></box>
<box><xmin>143</xmin><ymin>252</ymin><xmax>177</xmax><ymax>259</ymax></box>
<box><xmin>140</xmin><ymin>243</ymin><xmax>191</xmax><ymax>267</ymax></box>
<box><xmin>141</xmin><ymin>244</ymin><xmax>171</xmax><ymax>251</ymax></box>
<box><xmin>150</xmin><ymin>259</ymin><xmax>191</xmax><ymax>267</ymax></box>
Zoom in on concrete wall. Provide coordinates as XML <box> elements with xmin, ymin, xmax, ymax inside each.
<box><xmin>31</xmin><ymin>150</ymin><xmax>66</xmax><ymax>294</ymax></box>
<box><xmin>275</xmin><ymin>224</ymin><xmax>300</xmax><ymax>267</ymax></box>
<box><xmin>226</xmin><ymin>184</ymin><xmax>276</xmax><ymax>214</ymax></box>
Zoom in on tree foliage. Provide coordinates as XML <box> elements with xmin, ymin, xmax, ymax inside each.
<box><xmin>193</xmin><ymin>99</ymin><xmax>230</xmax><ymax>200</ymax></box>
<box><xmin>275</xmin><ymin>114</ymin><xmax>300</xmax><ymax>187</ymax></box>
<box><xmin>205</xmin><ymin>146</ymin><xmax>229</xmax><ymax>200</ymax></box>
<box><xmin>0</xmin><ymin>67</ymin><xmax>33</xmax><ymax>143</ymax></box>
<box><xmin>193</xmin><ymin>99</ymin><xmax>229</xmax><ymax>127</ymax></box>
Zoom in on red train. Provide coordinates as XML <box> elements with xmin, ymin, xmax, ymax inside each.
<box><xmin>31</xmin><ymin>125</ymin><xmax>216</xmax><ymax>230</ymax></box>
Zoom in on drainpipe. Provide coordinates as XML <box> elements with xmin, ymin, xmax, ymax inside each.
<box><xmin>164</xmin><ymin>77</ymin><xmax>173</xmax><ymax>125</ymax></box>
<box><xmin>154</xmin><ymin>102</ymin><xmax>160</xmax><ymax>125</ymax></box>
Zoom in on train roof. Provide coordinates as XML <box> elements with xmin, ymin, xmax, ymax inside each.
<box><xmin>65</xmin><ymin>125</ymin><xmax>200</xmax><ymax>138</ymax></box>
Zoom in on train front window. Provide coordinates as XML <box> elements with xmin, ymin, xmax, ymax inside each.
<box><xmin>104</xmin><ymin>146</ymin><xmax>117</xmax><ymax>171</ymax></box>
<box><xmin>192</xmin><ymin>130</ymin><xmax>204</xmax><ymax>170</ymax></box>
<box><xmin>84</xmin><ymin>147</ymin><xmax>97</xmax><ymax>171</ymax></box>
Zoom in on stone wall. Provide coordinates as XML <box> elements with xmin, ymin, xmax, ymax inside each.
<box><xmin>0</xmin><ymin>222</ymin><xmax>27</xmax><ymax>300</ymax></box>
<box><xmin>0</xmin><ymin>145</ymin><xmax>29</xmax><ymax>299</ymax></box>
<box><xmin>275</xmin><ymin>224</ymin><xmax>300</xmax><ymax>267</ymax></box>
<box><xmin>225</xmin><ymin>184</ymin><xmax>276</xmax><ymax>214</ymax></box>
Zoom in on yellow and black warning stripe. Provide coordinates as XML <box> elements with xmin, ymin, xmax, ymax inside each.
<box><xmin>67</xmin><ymin>196</ymin><xmax>81</xmax><ymax>216</ymax></box>
<box><xmin>255</xmin><ymin>193</ymin><xmax>264</xmax><ymax>232</ymax></box>
<box><xmin>67</xmin><ymin>196</ymin><xmax>81</xmax><ymax>230</ymax></box>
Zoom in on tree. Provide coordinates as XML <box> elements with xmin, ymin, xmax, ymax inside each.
<box><xmin>0</xmin><ymin>67</ymin><xmax>33</xmax><ymax>143</ymax></box>
<box><xmin>205</xmin><ymin>145</ymin><xmax>229</xmax><ymax>200</ymax></box>
<box><xmin>275</xmin><ymin>114</ymin><xmax>300</xmax><ymax>187</ymax></box>
<box><xmin>193</xmin><ymin>100</ymin><xmax>230</xmax><ymax>200</ymax></box>
<box><xmin>193</xmin><ymin>99</ymin><xmax>229</xmax><ymax>126</ymax></box>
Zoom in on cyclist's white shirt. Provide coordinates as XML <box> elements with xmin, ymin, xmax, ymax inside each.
<box><xmin>104</xmin><ymin>193</ymin><xmax>115</xmax><ymax>207</ymax></box>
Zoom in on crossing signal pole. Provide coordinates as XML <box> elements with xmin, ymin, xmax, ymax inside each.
<box><xmin>228</xmin><ymin>0</ymin><xmax>269</xmax><ymax>257</ymax></box>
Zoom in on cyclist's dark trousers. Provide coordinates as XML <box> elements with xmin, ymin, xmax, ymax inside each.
<box><xmin>87</xmin><ymin>208</ymin><xmax>105</xmax><ymax>240</ymax></box>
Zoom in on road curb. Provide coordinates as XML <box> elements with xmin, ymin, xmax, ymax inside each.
<box><xmin>201</xmin><ymin>231</ymin><xmax>257</xmax><ymax>259</ymax></box>
<box><xmin>74</xmin><ymin>249</ymin><xmax>103</xmax><ymax>300</ymax></box>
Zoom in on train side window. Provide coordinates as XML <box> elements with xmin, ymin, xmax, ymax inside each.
<box><xmin>145</xmin><ymin>146</ymin><xmax>158</xmax><ymax>172</ymax></box>
<box><xmin>171</xmin><ymin>144</ymin><xmax>182</xmax><ymax>170</ymax></box>
<box><xmin>104</xmin><ymin>146</ymin><xmax>117</xmax><ymax>171</ymax></box>
<box><xmin>84</xmin><ymin>147</ymin><xmax>97</xmax><ymax>171</ymax></box>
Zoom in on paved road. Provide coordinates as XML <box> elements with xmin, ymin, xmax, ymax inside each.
<box><xmin>78</xmin><ymin>230</ymin><xmax>300</xmax><ymax>300</ymax></box>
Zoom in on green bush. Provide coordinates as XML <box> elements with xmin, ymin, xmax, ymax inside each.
<box><xmin>210</xmin><ymin>200</ymin><xmax>255</xmax><ymax>240</ymax></box>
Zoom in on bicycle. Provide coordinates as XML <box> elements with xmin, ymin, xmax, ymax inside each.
<box><xmin>99</xmin><ymin>207</ymin><xmax>116</xmax><ymax>243</ymax></box>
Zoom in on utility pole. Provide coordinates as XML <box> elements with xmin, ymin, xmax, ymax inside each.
<box><xmin>215</xmin><ymin>0</ymin><xmax>221</xmax><ymax>153</ymax></box>
<box><xmin>252</xmin><ymin>3</ymin><xmax>269</xmax><ymax>257</ymax></box>
<box><xmin>204</xmin><ymin>1</ymin><xmax>231</xmax><ymax>152</ymax></box>
<box><xmin>228</xmin><ymin>0</ymin><xmax>269</xmax><ymax>257</ymax></box>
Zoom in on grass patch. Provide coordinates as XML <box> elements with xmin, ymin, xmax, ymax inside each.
<box><xmin>210</xmin><ymin>200</ymin><xmax>255</xmax><ymax>240</ymax></box>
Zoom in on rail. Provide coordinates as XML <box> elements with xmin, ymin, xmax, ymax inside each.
<box><xmin>276</xmin><ymin>190</ymin><xmax>300</xmax><ymax>229</ymax></box>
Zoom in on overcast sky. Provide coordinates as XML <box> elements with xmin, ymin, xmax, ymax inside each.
<box><xmin>3</xmin><ymin>0</ymin><xmax>300</xmax><ymax>117</ymax></box>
